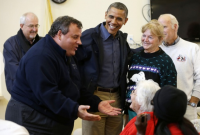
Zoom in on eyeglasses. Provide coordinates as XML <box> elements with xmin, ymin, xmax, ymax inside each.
<box><xmin>131</xmin><ymin>90</ymin><xmax>136</xmax><ymax>95</ymax></box>
<box><xmin>24</xmin><ymin>24</ymin><xmax>40</xmax><ymax>29</ymax></box>
<box><xmin>151</xmin><ymin>100</ymin><xmax>154</xmax><ymax>105</ymax></box>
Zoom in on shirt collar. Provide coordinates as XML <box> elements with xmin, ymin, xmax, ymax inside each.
<box><xmin>163</xmin><ymin>36</ymin><xmax>180</xmax><ymax>46</ymax></box>
<box><xmin>100</xmin><ymin>23</ymin><xmax>110</xmax><ymax>41</ymax></box>
<box><xmin>46</xmin><ymin>34</ymin><xmax>66</xmax><ymax>58</ymax></box>
<box><xmin>31</xmin><ymin>38</ymin><xmax>36</xmax><ymax>44</ymax></box>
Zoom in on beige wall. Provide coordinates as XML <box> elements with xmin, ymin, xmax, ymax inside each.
<box><xmin>11</xmin><ymin>0</ymin><xmax>200</xmax><ymax>134</ymax></box>
<box><xmin>0</xmin><ymin>0</ymin><xmax>150</xmax><ymax>116</ymax></box>
<box><xmin>0</xmin><ymin>0</ymin><xmax>200</xmax><ymax>133</ymax></box>
<box><xmin>0</xmin><ymin>0</ymin><xmax>150</xmax><ymax>133</ymax></box>
<box><xmin>50</xmin><ymin>0</ymin><xmax>150</xmax><ymax>43</ymax></box>
<box><xmin>0</xmin><ymin>0</ymin><xmax>44</xmax><ymax>117</ymax></box>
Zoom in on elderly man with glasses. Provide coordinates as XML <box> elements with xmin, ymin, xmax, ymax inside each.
<box><xmin>3</xmin><ymin>12</ymin><xmax>42</xmax><ymax>93</ymax></box>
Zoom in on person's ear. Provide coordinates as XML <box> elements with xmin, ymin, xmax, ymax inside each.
<box><xmin>174</xmin><ymin>24</ymin><xmax>178</xmax><ymax>31</ymax></box>
<box><xmin>124</xmin><ymin>18</ymin><xmax>128</xmax><ymax>25</ymax></box>
<box><xmin>105</xmin><ymin>11</ymin><xmax>108</xmax><ymax>19</ymax></box>
<box><xmin>20</xmin><ymin>24</ymin><xmax>24</xmax><ymax>29</ymax></box>
<box><xmin>57</xmin><ymin>30</ymin><xmax>62</xmax><ymax>40</ymax></box>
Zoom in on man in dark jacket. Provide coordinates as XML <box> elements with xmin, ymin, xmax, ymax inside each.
<box><xmin>5</xmin><ymin>15</ymin><xmax>121</xmax><ymax>135</ymax></box>
<box><xmin>76</xmin><ymin>2</ymin><xmax>131</xmax><ymax>135</ymax></box>
<box><xmin>3</xmin><ymin>12</ymin><xmax>42</xmax><ymax>93</ymax></box>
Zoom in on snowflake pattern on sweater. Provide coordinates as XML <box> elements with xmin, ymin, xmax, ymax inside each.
<box><xmin>126</xmin><ymin>48</ymin><xmax>177</xmax><ymax>103</ymax></box>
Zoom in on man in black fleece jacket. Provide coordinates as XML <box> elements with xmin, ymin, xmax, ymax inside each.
<box><xmin>5</xmin><ymin>16</ymin><xmax>121</xmax><ymax>135</ymax></box>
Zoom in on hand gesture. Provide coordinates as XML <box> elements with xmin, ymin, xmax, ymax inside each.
<box><xmin>78</xmin><ymin>105</ymin><xmax>101</xmax><ymax>121</ymax></box>
<box><xmin>98</xmin><ymin>100</ymin><xmax>121</xmax><ymax>116</ymax></box>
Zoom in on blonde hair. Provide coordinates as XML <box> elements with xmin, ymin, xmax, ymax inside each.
<box><xmin>142</xmin><ymin>19</ymin><xmax>164</xmax><ymax>40</ymax></box>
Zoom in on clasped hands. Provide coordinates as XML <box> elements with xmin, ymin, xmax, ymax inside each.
<box><xmin>78</xmin><ymin>100</ymin><xmax>121</xmax><ymax>121</ymax></box>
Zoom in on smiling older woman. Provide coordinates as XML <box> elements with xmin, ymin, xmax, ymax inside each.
<box><xmin>125</xmin><ymin>19</ymin><xmax>177</xmax><ymax>122</ymax></box>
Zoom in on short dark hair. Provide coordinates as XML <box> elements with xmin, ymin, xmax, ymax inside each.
<box><xmin>48</xmin><ymin>16</ymin><xmax>82</xmax><ymax>37</ymax></box>
<box><xmin>107</xmin><ymin>2</ymin><xmax>128</xmax><ymax>18</ymax></box>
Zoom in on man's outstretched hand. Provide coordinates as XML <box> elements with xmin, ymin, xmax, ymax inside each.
<box><xmin>78</xmin><ymin>100</ymin><xmax>121</xmax><ymax>121</ymax></box>
<box><xmin>98</xmin><ymin>100</ymin><xmax>121</xmax><ymax>116</ymax></box>
<box><xmin>78</xmin><ymin>105</ymin><xmax>101</xmax><ymax>121</ymax></box>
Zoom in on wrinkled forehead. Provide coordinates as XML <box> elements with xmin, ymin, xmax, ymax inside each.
<box><xmin>107</xmin><ymin>7</ymin><xmax>126</xmax><ymax>18</ymax></box>
<box><xmin>25</xmin><ymin>15</ymin><xmax>38</xmax><ymax>24</ymax></box>
<box><xmin>159</xmin><ymin>16</ymin><xmax>171</xmax><ymax>24</ymax></box>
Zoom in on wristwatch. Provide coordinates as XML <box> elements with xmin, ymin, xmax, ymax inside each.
<box><xmin>187</xmin><ymin>101</ymin><xmax>197</xmax><ymax>107</ymax></box>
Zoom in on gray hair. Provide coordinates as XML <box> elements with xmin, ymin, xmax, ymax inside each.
<box><xmin>20</xmin><ymin>12</ymin><xmax>38</xmax><ymax>24</ymax></box>
<box><xmin>159</xmin><ymin>14</ymin><xmax>179</xmax><ymax>30</ymax></box>
<box><xmin>48</xmin><ymin>16</ymin><xmax>82</xmax><ymax>37</ymax></box>
<box><xmin>107</xmin><ymin>2</ymin><xmax>128</xmax><ymax>18</ymax></box>
<box><xmin>135</xmin><ymin>80</ymin><xmax>160</xmax><ymax>112</ymax></box>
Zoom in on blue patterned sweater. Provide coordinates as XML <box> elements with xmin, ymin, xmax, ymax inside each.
<box><xmin>126</xmin><ymin>48</ymin><xmax>177</xmax><ymax>107</ymax></box>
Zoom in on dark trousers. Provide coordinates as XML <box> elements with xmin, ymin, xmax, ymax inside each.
<box><xmin>5</xmin><ymin>98</ymin><xmax>73</xmax><ymax>135</ymax></box>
